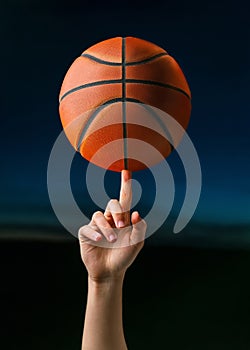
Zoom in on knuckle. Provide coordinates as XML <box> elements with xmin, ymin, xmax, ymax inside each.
<box><xmin>108</xmin><ymin>199</ymin><xmax>119</xmax><ymax>207</ymax></box>
<box><xmin>78</xmin><ymin>225</ymin><xmax>89</xmax><ymax>239</ymax></box>
<box><xmin>78</xmin><ymin>225</ymin><xmax>87</xmax><ymax>234</ymax></box>
<box><xmin>108</xmin><ymin>199</ymin><xmax>123</xmax><ymax>215</ymax></box>
<box><xmin>92</xmin><ymin>211</ymin><xmax>103</xmax><ymax>219</ymax></box>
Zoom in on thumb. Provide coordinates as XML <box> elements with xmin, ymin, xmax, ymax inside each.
<box><xmin>130</xmin><ymin>211</ymin><xmax>147</xmax><ymax>245</ymax></box>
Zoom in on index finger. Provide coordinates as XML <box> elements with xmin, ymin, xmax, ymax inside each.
<box><xmin>119</xmin><ymin>170</ymin><xmax>132</xmax><ymax>212</ymax></box>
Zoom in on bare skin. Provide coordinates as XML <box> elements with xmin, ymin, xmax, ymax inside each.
<box><xmin>79</xmin><ymin>170</ymin><xmax>147</xmax><ymax>350</ymax></box>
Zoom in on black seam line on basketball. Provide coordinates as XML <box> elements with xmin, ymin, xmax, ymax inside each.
<box><xmin>59</xmin><ymin>80</ymin><xmax>122</xmax><ymax>102</ymax></box>
<box><xmin>60</xmin><ymin>79</ymin><xmax>191</xmax><ymax>103</ymax></box>
<box><xmin>126</xmin><ymin>79</ymin><xmax>191</xmax><ymax>99</ymax></box>
<box><xmin>76</xmin><ymin>97</ymin><xmax>142</xmax><ymax>151</ymax></box>
<box><xmin>76</xmin><ymin>97</ymin><xmax>174</xmax><ymax>158</ymax></box>
<box><xmin>122</xmin><ymin>37</ymin><xmax>128</xmax><ymax>170</ymax></box>
<box><xmin>139</xmin><ymin>103</ymin><xmax>174</xmax><ymax>151</ymax></box>
<box><xmin>80</xmin><ymin>52</ymin><xmax>168</xmax><ymax>66</ymax></box>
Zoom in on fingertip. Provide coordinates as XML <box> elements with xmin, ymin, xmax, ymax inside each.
<box><xmin>131</xmin><ymin>211</ymin><xmax>140</xmax><ymax>224</ymax></box>
<box><xmin>117</xmin><ymin>220</ymin><xmax>125</xmax><ymax>228</ymax></box>
<box><xmin>109</xmin><ymin>234</ymin><xmax>117</xmax><ymax>243</ymax></box>
<box><xmin>94</xmin><ymin>232</ymin><xmax>103</xmax><ymax>241</ymax></box>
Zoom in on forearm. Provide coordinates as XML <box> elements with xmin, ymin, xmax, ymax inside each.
<box><xmin>82</xmin><ymin>274</ymin><xmax>128</xmax><ymax>350</ymax></box>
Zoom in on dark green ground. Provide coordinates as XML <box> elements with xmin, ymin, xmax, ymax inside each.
<box><xmin>1</xmin><ymin>237</ymin><xmax>250</xmax><ymax>349</ymax></box>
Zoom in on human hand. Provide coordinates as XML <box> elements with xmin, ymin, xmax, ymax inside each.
<box><xmin>78</xmin><ymin>170</ymin><xmax>147</xmax><ymax>282</ymax></box>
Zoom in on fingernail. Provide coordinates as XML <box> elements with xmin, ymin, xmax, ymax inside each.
<box><xmin>117</xmin><ymin>220</ymin><xmax>125</xmax><ymax>228</ymax></box>
<box><xmin>93</xmin><ymin>233</ymin><xmax>102</xmax><ymax>241</ymax></box>
<box><xmin>109</xmin><ymin>234</ymin><xmax>117</xmax><ymax>242</ymax></box>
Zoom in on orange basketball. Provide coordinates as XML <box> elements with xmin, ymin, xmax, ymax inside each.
<box><xmin>59</xmin><ymin>36</ymin><xmax>191</xmax><ymax>172</ymax></box>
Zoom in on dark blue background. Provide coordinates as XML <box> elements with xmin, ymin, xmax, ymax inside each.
<box><xmin>1</xmin><ymin>0</ymin><xmax>249</xmax><ymax>248</ymax></box>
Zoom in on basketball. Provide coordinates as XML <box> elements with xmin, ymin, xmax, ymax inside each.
<box><xmin>59</xmin><ymin>36</ymin><xmax>191</xmax><ymax>172</ymax></box>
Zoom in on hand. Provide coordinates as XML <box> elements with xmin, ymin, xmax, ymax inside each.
<box><xmin>78</xmin><ymin>170</ymin><xmax>147</xmax><ymax>282</ymax></box>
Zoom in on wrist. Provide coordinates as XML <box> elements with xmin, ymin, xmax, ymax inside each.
<box><xmin>88</xmin><ymin>273</ymin><xmax>125</xmax><ymax>288</ymax></box>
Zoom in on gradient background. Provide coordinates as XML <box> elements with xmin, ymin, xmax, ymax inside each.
<box><xmin>1</xmin><ymin>0</ymin><xmax>250</xmax><ymax>349</ymax></box>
